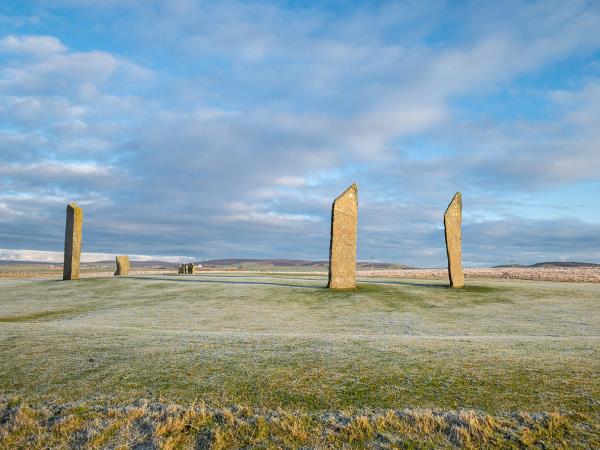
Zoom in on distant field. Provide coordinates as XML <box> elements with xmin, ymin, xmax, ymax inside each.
<box><xmin>0</xmin><ymin>264</ymin><xmax>174</xmax><ymax>279</ymax></box>
<box><xmin>0</xmin><ymin>274</ymin><xmax>599</xmax><ymax>448</ymax></box>
<box><xmin>3</xmin><ymin>262</ymin><xmax>600</xmax><ymax>283</ymax></box>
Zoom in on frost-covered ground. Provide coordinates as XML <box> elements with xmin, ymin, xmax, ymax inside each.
<box><xmin>0</xmin><ymin>274</ymin><xmax>598</xmax><ymax>448</ymax></box>
<box><xmin>360</xmin><ymin>267</ymin><xmax>600</xmax><ymax>283</ymax></box>
<box><xmin>4</xmin><ymin>265</ymin><xmax>600</xmax><ymax>283</ymax></box>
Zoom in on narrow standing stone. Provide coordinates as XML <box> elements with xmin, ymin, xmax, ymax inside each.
<box><xmin>187</xmin><ymin>263</ymin><xmax>196</xmax><ymax>274</ymax></box>
<box><xmin>444</xmin><ymin>192</ymin><xmax>465</xmax><ymax>288</ymax></box>
<box><xmin>327</xmin><ymin>183</ymin><xmax>358</xmax><ymax>289</ymax></box>
<box><xmin>63</xmin><ymin>202</ymin><xmax>83</xmax><ymax>280</ymax></box>
<box><xmin>114</xmin><ymin>256</ymin><xmax>130</xmax><ymax>276</ymax></box>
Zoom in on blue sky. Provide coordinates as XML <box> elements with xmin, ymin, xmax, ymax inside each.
<box><xmin>0</xmin><ymin>0</ymin><xmax>599</xmax><ymax>266</ymax></box>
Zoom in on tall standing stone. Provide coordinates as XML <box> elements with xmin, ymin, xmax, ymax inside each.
<box><xmin>327</xmin><ymin>183</ymin><xmax>358</xmax><ymax>289</ymax></box>
<box><xmin>63</xmin><ymin>202</ymin><xmax>83</xmax><ymax>280</ymax></box>
<box><xmin>444</xmin><ymin>192</ymin><xmax>465</xmax><ymax>288</ymax></box>
<box><xmin>187</xmin><ymin>263</ymin><xmax>196</xmax><ymax>274</ymax></box>
<box><xmin>114</xmin><ymin>256</ymin><xmax>130</xmax><ymax>276</ymax></box>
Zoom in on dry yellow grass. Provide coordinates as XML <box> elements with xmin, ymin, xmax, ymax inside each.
<box><xmin>1</xmin><ymin>397</ymin><xmax>595</xmax><ymax>449</ymax></box>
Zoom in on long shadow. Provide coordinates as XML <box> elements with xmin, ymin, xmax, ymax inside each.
<box><xmin>126</xmin><ymin>276</ymin><xmax>323</xmax><ymax>290</ymax></box>
<box><xmin>31</xmin><ymin>275</ymin><xmax>448</xmax><ymax>291</ymax></box>
<box><xmin>128</xmin><ymin>275</ymin><xmax>450</xmax><ymax>291</ymax></box>
<box><xmin>164</xmin><ymin>273</ymin><xmax>326</xmax><ymax>283</ymax></box>
<box><xmin>358</xmin><ymin>279</ymin><xmax>449</xmax><ymax>289</ymax></box>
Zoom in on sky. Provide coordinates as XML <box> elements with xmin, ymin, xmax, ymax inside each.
<box><xmin>0</xmin><ymin>0</ymin><xmax>600</xmax><ymax>266</ymax></box>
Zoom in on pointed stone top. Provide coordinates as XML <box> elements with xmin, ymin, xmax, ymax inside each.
<box><xmin>445</xmin><ymin>192</ymin><xmax>462</xmax><ymax>215</ymax></box>
<box><xmin>335</xmin><ymin>183</ymin><xmax>358</xmax><ymax>201</ymax></box>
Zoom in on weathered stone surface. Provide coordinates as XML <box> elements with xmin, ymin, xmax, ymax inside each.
<box><xmin>328</xmin><ymin>183</ymin><xmax>358</xmax><ymax>289</ymax></box>
<box><xmin>63</xmin><ymin>202</ymin><xmax>83</xmax><ymax>281</ymax></box>
<box><xmin>444</xmin><ymin>192</ymin><xmax>465</xmax><ymax>288</ymax></box>
<box><xmin>178</xmin><ymin>264</ymin><xmax>186</xmax><ymax>274</ymax></box>
<box><xmin>114</xmin><ymin>256</ymin><xmax>130</xmax><ymax>276</ymax></box>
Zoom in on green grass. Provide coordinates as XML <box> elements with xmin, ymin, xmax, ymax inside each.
<box><xmin>0</xmin><ymin>274</ymin><xmax>599</xmax><ymax>448</ymax></box>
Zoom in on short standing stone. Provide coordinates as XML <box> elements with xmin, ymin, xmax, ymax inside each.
<box><xmin>63</xmin><ymin>202</ymin><xmax>83</xmax><ymax>280</ymax></box>
<box><xmin>444</xmin><ymin>192</ymin><xmax>465</xmax><ymax>288</ymax></box>
<box><xmin>114</xmin><ymin>256</ymin><xmax>130</xmax><ymax>276</ymax></box>
<box><xmin>327</xmin><ymin>183</ymin><xmax>358</xmax><ymax>289</ymax></box>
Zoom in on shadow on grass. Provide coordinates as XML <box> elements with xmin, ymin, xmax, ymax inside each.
<box><xmin>0</xmin><ymin>306</ymin><xmax>95</xmax><ymax>323</ymax></box>
<box><xmin>124</xmin><ymin>276</ymin><xmax>506</xmax><ymax>294</ymax></box>
<box><xmin>361</xmin><ymin>280</ymin><xmax>449</xmax><ymax>289</ymax></box>
<box><xmin>172</xmin><ymin>273</ymin><xmax>327</xmax><ymax>284</ymax></box>
<box><xmin>126</xmin><ymin>276</ymin><xmax>324</xmax><ymax>290</ymax></box>
<box><xmin>63</xmin><ymin>275</ymin><xmax>505</xmax><ymax>296</ymax></box>
<box><xmin>129</xmin><ymin>276</ymin><xmax>446</xmax><ymax>292</ymax></box>
<box><xmin>359</xmin><ymin>280</ymin><xmax>505</xmax><ymax>294</ymax></box>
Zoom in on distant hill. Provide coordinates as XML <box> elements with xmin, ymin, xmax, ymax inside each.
<box><xmin>0</xmin><ymin>258</ymin><xmax>410</xmax><ymax>269</ymax></box>
<box><xmin>0</xmin><ymin>260</ymin><xmax>56</xmax><ymax>266</ymax></box>
<box><xmin>198</xmin><ymin>258</ymin><xmax>316</xmax><ymax>267</ymax></box>
<box><xmin>89</xmin><ymin>260</ymin><xmax>180</xmax><ymax>268</ymax></box>
<box><xmin>529</xmin><ymin>261</ymin><xmax>600</xmax><ymax>268</ymax></box>
<box><xmin>3</xmin><ymin>258</ymin><xmax>597</xmax><ymax>270</ymax></box>
<box><xmin>493</xmin><ymin>261</ymin><xmax>600</xmax><ymax>268</ymax></box>
<box><xmin>0</xmin><ymin>260</ymin><xmax>179</xmax><ymax>268</ymax></box>
<box><xmin>197</xmin><ymin>258</ymin><xmax>410</xmax><ymax>269</ymax></box>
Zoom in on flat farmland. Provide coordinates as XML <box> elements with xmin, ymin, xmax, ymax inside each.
<box><xmin>0</xmin><ymin>274</ymin><xmax>598</xmax><ymax>448</ymax></box>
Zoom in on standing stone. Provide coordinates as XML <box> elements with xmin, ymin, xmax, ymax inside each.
<box><xmin>178</xmin><ymin>264</ymin><xmax>186</xmax><ymax>274</ymax></box>
<box><xmin>63</xmin><ymin>202</ymin><xmax>83</xmax><ymax>280</ymax></box>
<box><xmin>187</xmin><ymin>263</ymin><xmax>196</xmax><ymax>274</ymax></box>
<box><xmin>114</xmin><ymin>256</ymin><xmax>130</xmax><ymax>276</ymax></box>
<box><xmin>327</xmin><ymin>183</ymin><xmax>358</xmax><ymax>289</ymax></box>
<box><xmin>444</xmin><ymin>192</ymin><xmax>465</xmax><ymax>288</ymax></box>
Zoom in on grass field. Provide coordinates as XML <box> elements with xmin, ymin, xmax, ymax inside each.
<box><xmin>0</xmin><ymin>274</ymin><xmax>599</xmax><ymax>448</ymax></box>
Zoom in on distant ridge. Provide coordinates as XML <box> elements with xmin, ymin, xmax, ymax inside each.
<box><xmin>493</xmin><ymin>261</ymin><xmax>600</xmax><ymax>268</ymax></box>
<box><xmin>0</xmin><ymin>258</ymin><xmax>408</xmax><ymax>269</ymax></box>
<box><xmin>90</xmin><ymin>260</ymin><xmax>180</xmax><ymax>268</ymax></box>
<box><xmin>3</xmin><ymin>258</ymin><xmax>597</xmax><ymax>269</ymax></box>
<box><xmin>197</xmin><ymin>258</ymin><xmax>410</xmax><ymax>269</ymax></box>
<box><xmin>0</xmin><ymin>260</ymin><xmax>179</xmax><ymax>268</ymax></box>
<box><xmin>0</xmin><ymin>260</ymin><xmax>53</xmax><ymax>266</ymax></box>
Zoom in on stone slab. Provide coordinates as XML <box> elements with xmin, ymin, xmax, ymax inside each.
<box><xmin>328</xmin><ymin>183</ymin><xmax>358</xmax><ymax>289</ymax></box>
<box><xmin>114</xmin><ymin>256</ymin><xmax>130</xmax><ymax>276</ymax></box>
<box><xmin>63</xmin><ymin>202</ymin><xmax>83</xmax><ymax>281</ymax></box>
<box><xmin>444</xmin><ymin>192</ymin><xmax>465</xmax><ymax>288</ymax></box>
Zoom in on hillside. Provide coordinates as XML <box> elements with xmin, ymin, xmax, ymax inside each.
<box><xmin>493</xmin><ymin>261</ymin><xmax>600</xmax><ymax>268</ymax></box>
<box><xmin>197</xmin><ymin>258</ymin><xmax>409</xmax><ymax>269</ymax></box>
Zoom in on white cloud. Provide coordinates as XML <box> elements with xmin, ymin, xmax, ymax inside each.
<box><xmin>274</xmin><ymin>176</ymin><xmax>307</xmax><ymax>187</ymax></box>
<box><xmin>0</xmin><ymin>160</ymin><xmax>113</xmax><ymax>178</ymax></box>
<box><xmin>0</xmin><ymin>34</ymin><xmax>65</xmax><ymax>56</ymax></box>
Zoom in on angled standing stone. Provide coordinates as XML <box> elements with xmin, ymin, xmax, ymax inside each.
<box><xmin>444</xmin><ymin>192</ymin><xmax>465</xmax><ymax>288</ymax></box>
<box><xmin>114</xmin><ymin>256</ymin><xmax>130</xmax><ymax>276</ymax></box>
<box><xmin>328</xmin><ymin>183</ymin><xmax>358</xmax><ymax>289</ymax></box>
<box><xmin>63</xmin><ymin>202</ymin><xmax>83</xmax><ymax>281</ymax></box>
